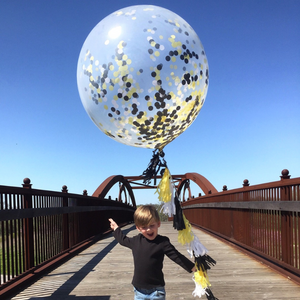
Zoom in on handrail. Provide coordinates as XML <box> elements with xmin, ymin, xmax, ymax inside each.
<box><xmin>181</xmin><ymin>170</ymin><xmax>300</xmax><ymax>283</ymax></box>
<box><xmin>0</xmin><ymin>178</ymin><xmax>135</xmax><ymax>299</ymax></box>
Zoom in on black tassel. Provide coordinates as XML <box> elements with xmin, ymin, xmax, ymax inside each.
<box><xmin>142</xmin><ymin>149</ymin><xmax>167</xmax><ymax>185</ymax></box>
<box><xmin>195</xmin><ymin>254</ymin><xmax>216</xmax><ymax>272</ymax></box>
<box><xmin>173</xmin><ymin>195</ymin><xmax>186</xmax><ymax>230</ymax></box>
<box><xmin>205</xmin><ymin>288</ymin><xmax>219</xmax><ymax>300</ymax></box>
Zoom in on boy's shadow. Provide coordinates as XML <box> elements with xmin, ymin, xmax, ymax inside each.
<box><xmin>22</xmin><ymin>225</ymin><xmax>136</xmax><ymax>300</ymax></box>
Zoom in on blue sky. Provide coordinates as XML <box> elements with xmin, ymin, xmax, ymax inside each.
<box><xmin>1</xmin><ymin>0</ymin><xmax>299</xmax><ymax>205</ymax></box>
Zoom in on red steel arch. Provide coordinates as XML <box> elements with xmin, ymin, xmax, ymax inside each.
<box><xmin>92</xmin><ymin>175</ymin><xmax>136</xmax><ymax>208</ymax></box>
<box><xmin>176</xmin><ymin>172</ymin><xmax>218</xmax><ymax>200</ymax></box>
<box><xmin>93</xmin><ymin>172</ymin><xmax>217</xmax><ymax>205</ymax></box>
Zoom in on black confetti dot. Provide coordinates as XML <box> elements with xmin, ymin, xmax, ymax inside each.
<box><xmin>157</xmin><ymin>64</ymin><xmax>163</xmax><ymax>70</ymax></box>
<box><xmin>165</xmin><ymin>56</ymin><xmax>171</xmax><ymax>61</ymax></box>
<box><xmin>151</xmin><ymin>72</ymin><xmax>156</xmax><ymax>77</ymax></box>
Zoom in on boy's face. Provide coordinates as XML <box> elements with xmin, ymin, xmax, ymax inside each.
<box><xmin>136</xmin><ymin>221</ymin><xmax>161</xmax><ymax>240</ymax></box>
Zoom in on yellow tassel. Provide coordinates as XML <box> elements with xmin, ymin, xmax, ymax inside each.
<box><xmin>155</xmin><ymin>168</ymin><xmax>172</xmax><ymax>203</ymax></box>
<box><xmin>194</xmin><ymin>269</ymin><xmax>211</xmax><ymax>289</ymax></box>
<box><xmin>178</xmin><ymin>214</ymin><xmax>194</xmax><ymax>245</ymax></box>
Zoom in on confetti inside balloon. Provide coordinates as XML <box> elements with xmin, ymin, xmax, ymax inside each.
<box><xmin>77</xmin><ymin>5</ymin><xmax>209</xmax><ymax>150</ymax></box>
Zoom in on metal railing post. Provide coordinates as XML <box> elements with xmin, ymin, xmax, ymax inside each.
<box><xmin>22</xmin><ymin>178</ymin><xmax>34</xmax><ymax>270</ymax></box>
<box><xmin>280</xmin><ymin>169</ymin><xmax>291</xmax><ymax>265</ymax></box>
<box><xmin>62</xmin><ymin>185</ymin><xmax>69</xmax><ymax>251</ymax></box>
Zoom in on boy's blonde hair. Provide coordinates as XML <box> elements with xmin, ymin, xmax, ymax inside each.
<box><xmin>134</xmin><ymin>205</ymin><xmax>160</xmax><ymax>227</ymax></box>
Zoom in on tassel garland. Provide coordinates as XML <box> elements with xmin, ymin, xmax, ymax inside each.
<box><xmin>145</xmin><ymin>157</ymin><xmax>218</xmax><ymax>299</ymax></box>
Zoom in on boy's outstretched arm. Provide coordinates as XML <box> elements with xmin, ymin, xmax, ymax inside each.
<box><xmin>109</xmin><ymin>218</ymin><xmax>119</xmax><ymax>231</ymax></box>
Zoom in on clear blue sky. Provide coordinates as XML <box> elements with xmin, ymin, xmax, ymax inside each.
<box><xmin>1</xmin><ymin>0</ymin><xmax>299</xmax><ymax>205</ymax></box>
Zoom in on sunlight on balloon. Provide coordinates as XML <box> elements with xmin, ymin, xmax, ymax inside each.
<box><xmin>108</xmin><ymin>26</ymin><xmax>122</xmax><ymax>39</ymax></box>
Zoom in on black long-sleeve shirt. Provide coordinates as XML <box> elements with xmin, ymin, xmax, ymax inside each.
<box><xmin>113</xmin><ymin>227</ymin><xmax>194</xmax><ymax>289</ymax></box>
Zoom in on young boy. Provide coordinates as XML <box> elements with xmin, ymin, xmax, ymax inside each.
<box><xmin>109</xmin><ymin>205</ymin><xmax>196</xmax><ymax>300</ymax></box>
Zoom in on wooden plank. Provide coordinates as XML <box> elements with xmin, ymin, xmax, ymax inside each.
<box><xmin>10</xmin><ymin>222</ymin><xmax>300</xmax><ymax>300</ymax></box>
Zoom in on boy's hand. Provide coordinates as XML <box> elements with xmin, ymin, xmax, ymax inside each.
<box><xmin>109</xmin><ymin>218</ymin><xmax>119</xmax><ymax>231</ymax></box>
<box><xmin>192</xmin><ymin>266</ymin><xmax>197</xmax><ymax>273</ymax></box>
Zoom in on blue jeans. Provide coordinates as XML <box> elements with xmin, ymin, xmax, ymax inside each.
<box><xmin>133</xmin><ymin>286</ymin><xmax>166</xmax><ymax>300</ymax></box>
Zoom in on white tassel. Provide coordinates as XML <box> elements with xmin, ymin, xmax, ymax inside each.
<box><xmin>161</xmin><ymin>201</ymin><xmax>175</xmax><ymax>217</ymax></box>
<box><xmin>187</xmin><ymin>234</ymin><xmax>208</xmax><ymax>257</ymax></box>
<box><xmin>192</xmin><ymin>278</ymin><xmax>208</xmax><ymax>298</ymax></box>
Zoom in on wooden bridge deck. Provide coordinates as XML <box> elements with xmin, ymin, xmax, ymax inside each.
<box><xmin>10</xmin><ymin>222</ymin><xmax>300</xmax><ymax>300</ymax></box>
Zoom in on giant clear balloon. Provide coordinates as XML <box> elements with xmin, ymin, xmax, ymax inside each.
<box><xmin>77</xmin><ymin>5</ymin><xmax>209</xmax><ymax>150</ymax></box>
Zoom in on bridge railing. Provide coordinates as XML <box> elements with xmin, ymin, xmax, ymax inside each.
<box><xmin>182</xmin><ymin>170</ymin><xmax>300</xmax><ymax>283</ymax></box>
<box><xmin>0</xmin><ymin>178</ymin><xmax>135</xmax><ymax>298</ymax></box>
